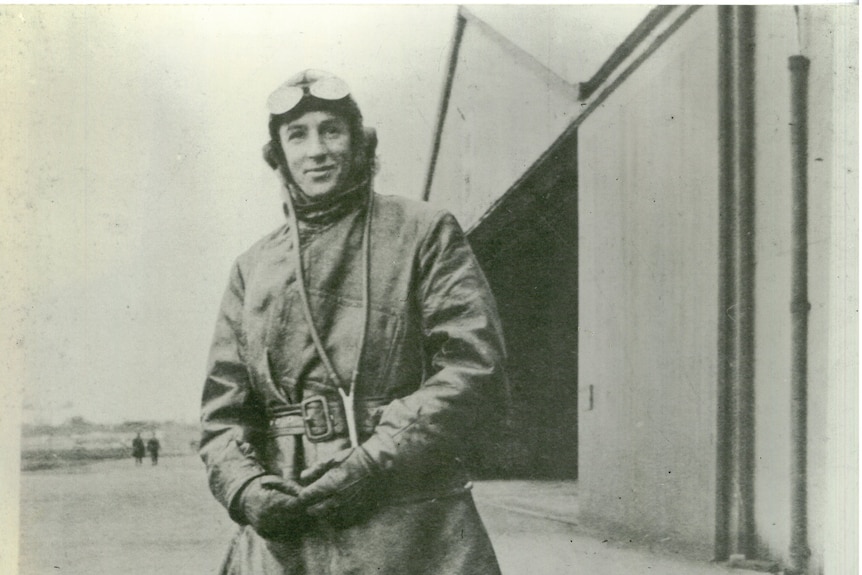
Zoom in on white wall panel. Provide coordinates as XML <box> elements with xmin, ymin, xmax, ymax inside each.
<box><xmin>751</xmin><ymin>5</ymin><xmax>797</xmax><ymax>563</ymax></box>
<box><xmin>578</xmin><ymin>6</ymin><xmax>720</xmax><ymax>552</ymax></box>
<box><xmin>427</xmin><ymin>19</ymin><xmax>581</xmax><ymax>227</ymax></box>
<box><xmin>754</xmin><ymin>6</ymin><xmax>859</xmax><ymax>573</ymax></box>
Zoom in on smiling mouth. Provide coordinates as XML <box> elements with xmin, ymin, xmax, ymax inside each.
<box><xmin>306</xmin><ymin>166</ymin><xmax>335</xmax><ymax>175</ymax></box>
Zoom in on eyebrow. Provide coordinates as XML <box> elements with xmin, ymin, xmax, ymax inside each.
<box><xmin>318</xmin><ymin>118</ymin><xmax>348</xmax><ymax>129</ymax></box>
<box><xmin>282</xmin><ymin>114</ymin><xmax>349</xmax><ymax>138</ymax></box>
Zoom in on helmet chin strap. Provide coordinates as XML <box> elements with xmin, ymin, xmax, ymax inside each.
<box><xmin>280</xmin><ymin>168</ymin><xmax>372</xmax><ymax>449</ymax></box>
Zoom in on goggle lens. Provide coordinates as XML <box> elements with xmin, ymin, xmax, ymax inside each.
<box><xmin>267</xmin><ymin>76</ymin><xmax>351</xmax><ymax>115</ymax></box>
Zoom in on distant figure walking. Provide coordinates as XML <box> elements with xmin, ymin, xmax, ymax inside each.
<box><xmin>147</xmin><ymin>434</ymin><xmax>161</xmax><ymax>465</ymax></box>
<box><xmin>132</xmin><ymin>432</ymin><xmax>145</xmax><ymax>466</ymax></box>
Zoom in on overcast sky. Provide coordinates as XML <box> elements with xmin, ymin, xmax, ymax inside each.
<box><xmin>2</xmin><ymin>5</ymin><xmax>459</xmax><ymax>425</ymax></box>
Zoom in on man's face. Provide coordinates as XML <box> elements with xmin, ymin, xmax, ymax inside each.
<box><xmin>278</xmin><ymin>110</ymin><xmax>354</xmax><ymax>199</ymax></box>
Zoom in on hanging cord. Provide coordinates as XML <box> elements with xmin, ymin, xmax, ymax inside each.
<box><xmin>282</xmin><ymin>180</ymin><xmax>373</xmax><ymax>448</ymax></box>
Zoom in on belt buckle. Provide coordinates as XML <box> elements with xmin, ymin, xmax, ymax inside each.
<box><xmin>301</xmin><ymin>395</ymin><xmax>334</xmax><ymax>442</ymax></box>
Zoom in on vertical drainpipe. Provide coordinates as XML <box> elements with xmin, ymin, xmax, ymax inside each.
<box><xmin>788</xmin><ymin>53</ymin><xmax>811</xmax><ymax>575</ymax></box>
<box><xmin>734</xmin><ymin>5</ymin><xmax>758</xmax><ymax>559</ymax></box>
<box><xmin>714</xmin><ymin>5</ymin><xmax>736</xmax><ymax>562</ymax></box>
<box><xmin>716</xmin><ymin>6</ymin><xmax>759</xmax><ymax>562</ymax></box>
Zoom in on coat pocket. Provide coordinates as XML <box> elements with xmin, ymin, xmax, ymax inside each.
<box><xmin>303</xmin><ymin>288</ymin><xmax>403</xmax><ymax>395</ymax></box>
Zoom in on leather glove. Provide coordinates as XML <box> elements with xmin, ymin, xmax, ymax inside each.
<box><xmin>298</xmin><ymin>446</ymin><xmax>380</xmax><ymax>528</ymax></box>
<box><xmin>237</xmin><ymin>475</ymin><xmax>310</xmax><ymax>540</ymax></box>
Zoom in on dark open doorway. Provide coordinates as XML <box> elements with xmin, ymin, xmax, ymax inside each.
<box><xmin>468</xmin><ymin>137</ymin><xmax>579</xmax><ymax>479</ymax></box>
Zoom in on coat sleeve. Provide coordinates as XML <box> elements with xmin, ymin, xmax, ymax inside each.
<box><xmin>362</xmin><ymin>211</ymin><xmax>507</xmax><ymax>473</ymax></box>
<box><xmin>199</xmin><ymin>261</ymin><xmax>269</xmax><ymax>522</ymax></box>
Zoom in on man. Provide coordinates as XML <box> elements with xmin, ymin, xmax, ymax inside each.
<box><xmin>147</xmin><ymin>433</ymin><xmax>160</xmax><ymax>465</ymax></box>
<box><xmin>200</xmin><ymin>69</ymin><xmax>507</xmax><ymax>574</ymax></box>
<box><xmin>132</xmin><ymin>432</ymin><xmax>145</xmax><ymax>466</ymax></box>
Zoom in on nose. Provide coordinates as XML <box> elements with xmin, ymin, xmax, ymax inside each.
<box><xmin>306</xmin><ymin>129</ymin><xmax>327</xmax><ymax>158</ymax></box>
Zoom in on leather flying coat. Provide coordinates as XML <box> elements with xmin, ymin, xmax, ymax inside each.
<box><xmin>200</xmin><ymin>189</ymin><xmax>507</xmax><ymax>574</ymax></box>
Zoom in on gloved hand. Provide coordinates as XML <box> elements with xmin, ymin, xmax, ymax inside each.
<box><xmin>298</xmin><ymin>446</ymin><xmax>380</xmax><ymax>528</ymax></box>
<box><xmin>237</xmin><ymin>475</ymin><xmax>310</xmax><ymax>540</ymax></box>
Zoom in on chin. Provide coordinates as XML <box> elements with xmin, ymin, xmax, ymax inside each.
<box><xmin>305</xmin><ymin>186</ymin><xmax>337</xmax><ymax>199</ymax></box>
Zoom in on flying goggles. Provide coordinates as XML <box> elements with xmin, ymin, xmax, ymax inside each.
<box><xmin>267</xmin><ymin>70</ymin><xmax>351</xmax><ymax>116</ymax></box>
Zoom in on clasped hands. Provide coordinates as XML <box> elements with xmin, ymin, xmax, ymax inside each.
<box><xmin>239</xmin><ymin>446</ymin><xmax>379</xmax><ymax>540</ymax></box>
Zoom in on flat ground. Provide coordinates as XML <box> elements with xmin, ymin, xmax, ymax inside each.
<box><xmin>20</xmin><ymin>455</ymin><xmax>748</xmax><ymax>575</ymax></box>
<box><xmin>20</xmin><ymin>455</ymin><xmax>235</xmax><ymax>575</ymax></box>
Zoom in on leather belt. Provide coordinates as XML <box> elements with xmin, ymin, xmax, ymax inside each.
<box><xmin>266</xmin><ymin>395</ymin><xmax>388</xmax><ymax>442</ymax></box>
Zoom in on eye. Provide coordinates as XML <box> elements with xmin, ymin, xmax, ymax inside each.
<box><xmin>320</xmin><ymin>122</ymin><xmax>347</xmax><ymax>138</ymax></box>
<box><xmin>282</xmin><ymin>125</ymin><xmax>307</xmax><ymax>142</ymax></box>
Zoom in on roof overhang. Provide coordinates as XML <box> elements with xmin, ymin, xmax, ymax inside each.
<box><xmin>423</xmin><ymin>6</ymin><xmax>701</xmax><ymax>244</ymax></box>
